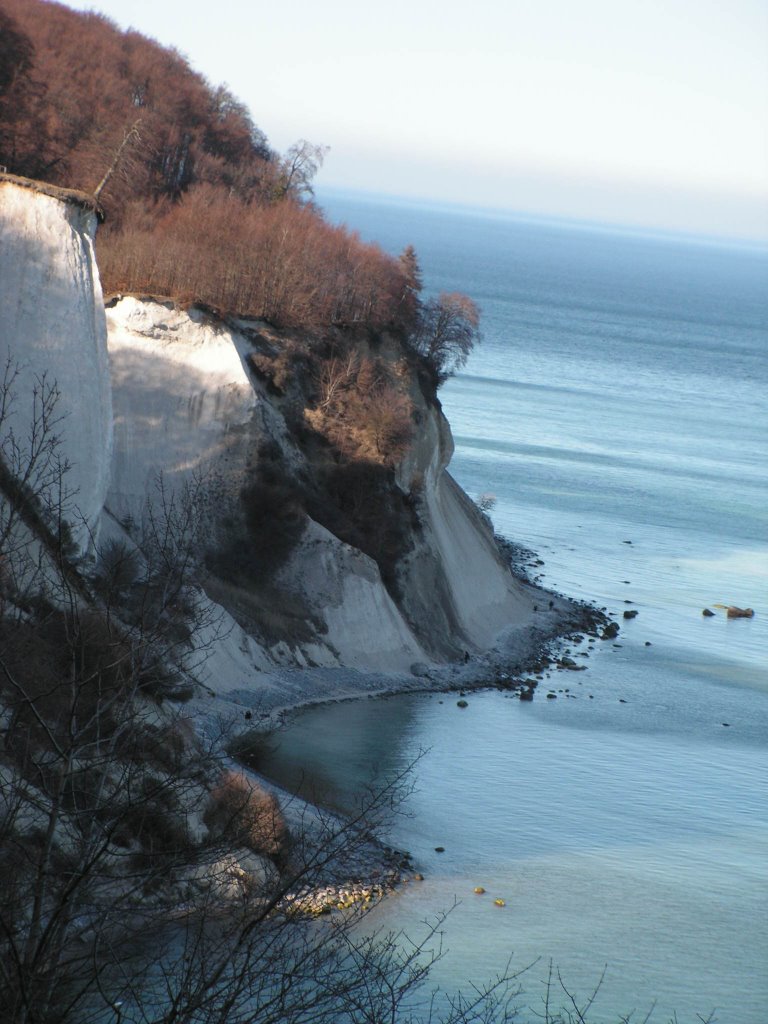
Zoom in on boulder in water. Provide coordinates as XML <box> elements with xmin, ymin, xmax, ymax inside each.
<box><xmin>725</xmin><ymin>606</ymin><xmax>754</xmax><ymax>619</ymax></box>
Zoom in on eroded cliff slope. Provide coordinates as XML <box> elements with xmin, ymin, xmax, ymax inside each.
<box><xmin>1</xmin><ymin>179</ymin><xmax>563</xmax><ymax>707</ymax></box>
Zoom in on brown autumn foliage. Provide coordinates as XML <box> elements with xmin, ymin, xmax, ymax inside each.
<box><xmin>97</xmin><ymin>185</ymin><xmax>407</xmax><ymax>329</ymax></box>
<box><xmin>0</xmin><ymin>0</ymin><xmax>274</xmax><ymax>213</ymax></box>
<box><xmin>204</xmin><ymin>770</ymin><xmax>289</xmax><ymax>862</ymax></box>
<box><xmin>0</xmin><ymin>0</ymin><xmax>482</xmax><ymax>374</ymax></box>
<box><xmin>0</xmin><ymin>0</ymin><xmax>416</xmax><ymax>334</ymax></box>
<box><xmin>305</xmin><ymin>352</ymin><xmax>414</xmax><ymax>465</ymax></box>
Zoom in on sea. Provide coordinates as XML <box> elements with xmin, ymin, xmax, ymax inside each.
<box><xmin>260</xmin><ymin>190</ymin><xmax>768</xmax><ymax>1023</ymax></box>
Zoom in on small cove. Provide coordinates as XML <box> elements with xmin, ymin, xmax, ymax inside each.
<box><xmin>260</xmin><ymin>689</ymin><xmax>768</xmax><ymax>1023</ymax></box>
<box><xmin>259</xmin><ymin>193</ymin><xmax>768</xmax><ymax>1021</ymax></box>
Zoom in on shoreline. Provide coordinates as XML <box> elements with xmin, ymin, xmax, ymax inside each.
<box><xmin>227</xmin><ymin>582</ymin><xmax>611</xmax><ymax>732</ymax></box>
<box><xmin>181</xmin><ymin>526</ymin><xmax>613</xmax><ymax>918</ymax></box>
<box><xmin>209</xmin><ymin>581</ymin><xmax>611</xmax><ymax>916</ymax></box>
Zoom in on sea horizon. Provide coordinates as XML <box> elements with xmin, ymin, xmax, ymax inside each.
<box><xmin>318</xmin><ymin>183</ymin><xmax>768</xmax><ymax>253</ymax></box>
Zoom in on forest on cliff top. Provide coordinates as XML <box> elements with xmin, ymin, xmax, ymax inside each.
<box><xmin>1</xmin><ymin>0</ymin><xmax>480</xmax><ymax>377</ymax></box>
<box><xmin>0</xmin><ymin>9</ymin><xmax>516</xmax><ymax>1024</ymax></box>
<box><xmin>0</xmin><ymin>0</ymin><xmax>409</xmax><ymax>329</ymax></box>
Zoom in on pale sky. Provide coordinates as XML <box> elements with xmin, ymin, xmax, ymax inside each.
<box><xmin>67</xmin><ymin>0</ymin><xmax>768</xmax><ymax>240</ymax></box>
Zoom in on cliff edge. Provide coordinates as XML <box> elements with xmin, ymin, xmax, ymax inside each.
<box><xmin>0</xmin><ymin>177</ymin><xmax>112</xmax><ymax>552</ymax></box>
<box><xmin>0</xmin><ymin>180</ymin><xmax>568</xmax><ymax>711</ymax></box>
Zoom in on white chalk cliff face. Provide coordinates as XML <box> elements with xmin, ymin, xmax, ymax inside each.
<box><xmin>0</xmin><ymin>181</ymin><xmax>112</xmax><ymax>551</ymax></box>
<box><xmin>395</xmin><ymin>397</ymin><xmax>536</xmax><ymax>657</ymax></box>
<box><xmin>105</xmin><ymin>296</ymin><xmax>537</xmax><ymax>671</ymax></box>
<box><xmin>105</xmin><ymin>296</ymin><xmax>432</xmax><ymax>672</ymax></box>
<box><xmin>1</xmin><ymin>179</ymin><xmax>539</xmax><ymax>694</ymax></box>
<box><xmin>106</xmin><ymin>296</ymin><xmax>259</xmax><ymax>527</ymax></box>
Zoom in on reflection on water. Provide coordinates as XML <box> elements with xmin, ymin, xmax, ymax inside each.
<box><xmin>264</xmin><ymin>696</ymin><xmax>426</xmax><ymax>815</ymax></box>
<box><xmin>679</xmin><ymin>548</ymin><xmax>768</xmax><ymax>580</ymax></box>
<box><xmin>261</xmin><ymin>691</ymin><xmax>768</xmax><ymax>1023</ymax></box>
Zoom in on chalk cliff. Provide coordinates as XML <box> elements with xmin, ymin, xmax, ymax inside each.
<box><xmin>0</xmin><ymin>178</ymin><xmax>553</xmax><ymax>707</ymax></box>
<box><xmin>0</xmin><ymin>177</ymin><xmax>112</xmax><ymax>552</ymax></box>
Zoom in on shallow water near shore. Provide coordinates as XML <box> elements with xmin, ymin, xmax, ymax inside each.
<box><xmin>261</xmin><ymin>192</ymin><xmax>768</xmax><ymax>1021</ymax></box>
<box><xmin>262</xmin><ymin>691</ymin><xmax>767</xmax><ymax>1021</ymax></box>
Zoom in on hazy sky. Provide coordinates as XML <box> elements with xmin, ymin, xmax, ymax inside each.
<box><xmin>67</xmin><ymin>0</ymin><xmax>768</xmax><ymax>240</ymax></box>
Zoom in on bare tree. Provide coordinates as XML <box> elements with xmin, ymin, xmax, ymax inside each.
<box><xmin>411</xmin><ymin>292</ymin><xmax>481</xmax><ymax>387</ymax></box>
<box><xmin>0</xmin><ymin>366</ymin><xmax>683</xmax><ymax>1024</ymax></box>
<box><xmin>275</xmin><ymin>139</ymin><xmax>329</xmax><ymax>202</ymax></box>
<box><xmin>93</xmin><ymin>118</ymin><xmax>143</xmax><ymax>199</ymax></box>
<box><xmin>0</xmin><ymin>361</ymin><xmax>221</xmax><ymax>1022</ymax></box>
<box><xmin>315</xmin><ymin>350</ymin><xmax>359</xmax><ymax>410</ymax></box>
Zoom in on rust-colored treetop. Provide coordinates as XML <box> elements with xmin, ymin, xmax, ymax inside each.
<box><xmin>0</xmin><ymin>0</ymin><xmax>273</xmax><ymax>213</ymax></box>
<box><xmin>0</xmin><ymin>0</ymin><xmax>409</xmax><ymax>331</ymax></box>
<box><xmin>0</xmin><ymin>0</ymin><xmax>480</xmax><ymax>368</ymax></box>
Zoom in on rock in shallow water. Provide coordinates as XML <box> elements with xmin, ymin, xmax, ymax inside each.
<box><xmin>726</xmin><ymin>606</ymin><xmax>754</xmax><ymax>619</ymax></box>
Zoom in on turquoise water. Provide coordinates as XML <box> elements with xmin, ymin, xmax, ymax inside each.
<box><xmin>262</xmin><ymin>193</ymin><xmax>768</xmax><ymax>1022</ymax></box>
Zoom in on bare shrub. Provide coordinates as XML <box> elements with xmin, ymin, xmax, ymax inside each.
<box><xmin>123</xmin><ymin>787</ymin><xmax>191</xmax><ymax>870</ymax></box>
<box><xmin>204</xmin><ymin>770</ymin><xmax>289</xmax><ymax>861</ymax></box>
<box><xmin>476</xmin><ymin>493</ymin><xmax>497</xmax><ymax>514</ymax></box>
<box><xmin>305</xmin><ymin>353</ymin><xmax>414</xmax><ymax>467</ymax></box>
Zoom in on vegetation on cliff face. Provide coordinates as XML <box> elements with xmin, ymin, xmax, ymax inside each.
<box><xmin>0</xmin><ymin>9</ymin><xmax>517</xmax><ymax>1018</ymax></box>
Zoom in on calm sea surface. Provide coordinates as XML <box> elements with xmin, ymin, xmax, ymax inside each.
<box><xmin>262</xmin><ymin>192</ymin><xmax>768</xmax><ymax>1022</ymax></box>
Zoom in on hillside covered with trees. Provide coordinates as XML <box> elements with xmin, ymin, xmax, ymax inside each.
<box><xmin>0</xmin><ymin>0</ymin><xmax>479</xmax><ymax>363</ymax></box>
